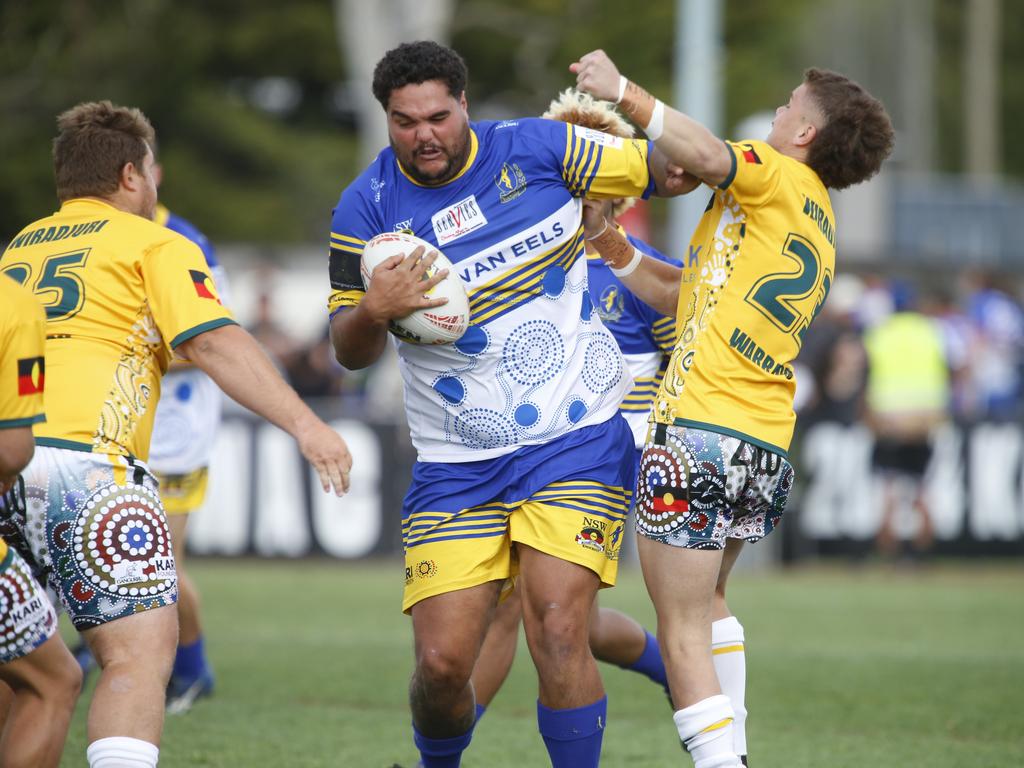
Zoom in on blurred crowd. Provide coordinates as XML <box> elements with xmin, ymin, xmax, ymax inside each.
<box><xmin>796</xmin><ymin>269</ymin><xmax>1024</xmax><ymax>428</ymax></box>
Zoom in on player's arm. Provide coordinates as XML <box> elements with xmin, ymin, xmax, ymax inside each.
<box><xmin>176</xmin><ymin>324</ymin><xmax>352</xmax><ymax>495</ymax></box>
<box><xmin>648</xmin><ymin>145</ymin><xmax>703</xmax><ymax>197</ymax></box>
<box><xmin>572</xmin><ymin>50</ymin><xmax>732</xmax><ymax>187</ymax></box>
<box><xmin>0</xmin><ymin>427</ymin><xmax>34</xmax><ymax>493</ymax></box>
<box><xmin>330</xmin><ymin>248</ymin><xmax>449</xmax><ymax>370</ymax></box>
<box><xmin>583</xmin><ymin>202</ymin><xmax>681</xmax><ymax>317</ymax></box>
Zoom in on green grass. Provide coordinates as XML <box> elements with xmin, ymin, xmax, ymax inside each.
<box><xmin>59</xmin><ymin>560</ymin><xmax>1024</xmax><ymax>767</ymax></box>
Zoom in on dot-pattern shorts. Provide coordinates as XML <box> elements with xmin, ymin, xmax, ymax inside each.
<box><xmin>0</xmin><ymin>544</ymin><xmax>58</xmax><ymax>664</ymax></box>
<box><xmin>4</xmin><ymin>447</ymin><xmax>178</xmax><ymax>630</ymax></box>
<box><xmin>633</xmin><ymin>423</ymin><xmax>794</xmax><ymax>550</ymax></box>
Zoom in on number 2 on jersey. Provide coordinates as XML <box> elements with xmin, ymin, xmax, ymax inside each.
<box><xmin>2</xmin><ymin>249</ymin><xmax>90</xmax><ymax>321</ymax></box>
<box><xmin>745</xmin><ymin>234</ymin><xmax>831</xmax><ymax>347</ymax></box>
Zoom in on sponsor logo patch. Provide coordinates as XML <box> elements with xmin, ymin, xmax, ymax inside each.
<box><xmin>431</xmin><ymin>195</ymin><xmax>487</xmax><ymax>246</ymax></box>
<box><xmin>573</xmin><ymin>125</ymin><xmax>623</xmax><ymax>149</ymax></box>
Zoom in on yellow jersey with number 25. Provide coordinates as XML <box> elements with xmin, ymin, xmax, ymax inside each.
<box><xmin>653</xmin><ymin>140</ymin><xmax>835</xmax><ymax>456</ymax></box>
<box><xmin>0</xmin><ymin>198</ymin><xmax>235</xmax><ymax>461</ymax></box>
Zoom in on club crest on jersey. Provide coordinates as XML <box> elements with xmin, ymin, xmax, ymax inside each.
<box><xmin>17</xmin><ymin>356</ymin><xmax>44</xmax><ymax>395</ymax></box>
<box><xmin>393</xmin><ymin>218</ymin><xmax>414</xmax><ymax>233</ymax></box>
<box><xmin>597</xmin><ymin>286</ymin><xmax>625</xmax><ymax>322</ymax></box>
<box><xmin>431</xmin><ymin>194</ymin><xmax>487</xmax><ymax>246</ymax></box>
<box><xmin>494</xmin><ymin>162</ymin><xmax>527</xmax><ymax>203</ymax></box>
<box><xmin>370</xmin><ymin>177</ymin><xmax>386</xmax><ymax>203</ymax></box>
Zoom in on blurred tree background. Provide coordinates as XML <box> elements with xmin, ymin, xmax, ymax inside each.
<box><xmin>1</xmin><ymin>0</ymin><xmax>1020</xmax><ymax>243</ymax></box>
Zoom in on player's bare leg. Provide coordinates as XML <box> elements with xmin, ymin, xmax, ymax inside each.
<box><xmin>165</xmin><ymin>511</ymin><xmax>214</xmax><ymax>714</ymax></box>
<box><xmin>409</xmin><ymin>580</ymin><xmax>501</xmax><ymax>765</ymax></box>
<box><xmin>517</xmin><ymin>544</ymin><xmax>606</xmax><ymax>767</ymax></box>
<box><xmin>83</xmin><ymin>604</ymin><xmax>178</xmax><ymax>751</ymax></box>
<box><xmin>471</xmin><ymin>589</ymin><xmax>522</xmax><ymax>710</ymax></box>
<box><xmin>638</xmin><ymin>536</ymin><xmax>743</xmax><ymax>767</ymax></box>
<box><xmin>168</xmin><ymin>514</ymin><xmax>201</xmax><ymax>647</ymax></box>
<box><xmin>588</xmin><ymin>603</ymin><xmax>646</xmax><ymax>666</ymax></box>
<box><xmin>518</xmin><ymin>545</ymin><xmax>602</xmax><ymax>707</ymax></box>
<box><xmin>0</xmin><ymin>635</ymin><xmax>81</xmax><ymax>768</ymax></box>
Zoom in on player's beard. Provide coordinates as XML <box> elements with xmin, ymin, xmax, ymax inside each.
<box><xmin>396</xmin><ymin>123</ymin><xmax>472</xmax><ymax>186</ymax></box>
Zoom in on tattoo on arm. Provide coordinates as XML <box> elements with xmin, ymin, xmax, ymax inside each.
<box><xmin>589</xmin><ymin>227</ymin><xmax>634</xmax><ymax>270</ymax></box>
<box><xmin>621</xmin><ymin>81</ymin><xmax>656</xmax><ymax>129</ymax></box>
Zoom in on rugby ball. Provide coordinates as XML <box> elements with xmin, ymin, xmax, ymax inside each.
<box><xmin>360</xmin><ymin>231</ymin><xmax>470</xmax><ymax>345</ymax></box>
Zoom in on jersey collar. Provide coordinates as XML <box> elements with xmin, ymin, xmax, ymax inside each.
<box><xmin>59</xmin><ymin>197</ymin><xmax>120</xmax><ymax>215</ymax></box>
<box><xmin>396</xmin><ymin>128</ymin><xmax>479</xmax><ymax>188</ymax></box>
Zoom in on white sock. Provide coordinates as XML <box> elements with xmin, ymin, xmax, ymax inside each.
<box><xmin>712</xmin><ymin>616</ymin><xmax>747</xmax><ymax>757</ymax></box>
<box><xmin>673</xmin><ymin>694</ymin><xmax>743</xmax><ymax>768</ymax></box>
<box><xmin>87</xmin><ymin>737</ymin><xmax>159</xmax><ymax>768</ymax></box>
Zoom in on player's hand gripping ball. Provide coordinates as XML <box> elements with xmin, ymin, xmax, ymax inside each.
<box><xmin>360</xmin><ymin>232</ymin><xmax>470</xmax><ymax>345</ymax></box>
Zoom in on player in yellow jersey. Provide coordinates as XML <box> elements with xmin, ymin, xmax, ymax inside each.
<box><xmin>0</xmin><ymin>277</ymin><xmax>82</xmax><ymax>768</ymax></box>
<box><xmin>0</xmin><ymin>101</ymin><xmax>352</xmax><ymax>768</ymax></box>
<box><xmin>572</xmin><ymin>51</ymin><xmax>894</xmax><ymax>767</ymax></box>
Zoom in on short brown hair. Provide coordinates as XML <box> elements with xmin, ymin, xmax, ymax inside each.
<box><xmin>543</xmin><ymin>89</ymin><xmax>637</xmax><ymax>218</ymax></box>
<box><xmin>53</xmin><ymin>100</ymin><xmax>155</xmax><ymax>201</ymax></box>
<box><xmin>803</xmin><ymin>69</ymin><xmax>894</xmax><ymax>190</ymax></box>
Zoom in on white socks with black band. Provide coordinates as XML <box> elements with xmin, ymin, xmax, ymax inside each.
<box><xmin>87</xmin><ymin>737</ymin><xmax>159</xmax><ymax>768</ymax></box>
<box><xmin>673</xmin><ymin>695</ymin><xmax>743</xmax><ymax>768</ymax></box>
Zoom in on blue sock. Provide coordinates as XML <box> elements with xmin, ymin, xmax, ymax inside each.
<box><xmin>413</xmin><ymin>725</ymin><xmax>474</xmax><ymax>768</ymax></box>
<box><xmin>173</xmin><ymin>637</ymin><xmax>210</xmax><ymax>681</ymax></box>
<box><xmin>627</xmin><ymin>631</ymin><xmax>669</xmax><ymax>690</ymax></box>
<box><xmin>536</xmin><ymin>696</ymin><xmax>607</xmax><ymax>768</ymax></box>
<box><xmin>474</xmin><ymin>703</ymin><xmax>487</xmax><ymax>722</ymax></box>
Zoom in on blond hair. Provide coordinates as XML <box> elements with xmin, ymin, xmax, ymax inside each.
<box><xmin>543</xmin><ymin>89</ymin><xmax>636</xmax><ymax>218</ymax></box>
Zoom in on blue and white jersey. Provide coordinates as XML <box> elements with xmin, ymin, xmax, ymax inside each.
<box><xmin>328</xmin><ymin>118</ymin><xmax>655</xmax><ymax>462</ymax></box>
<box><xmin>587</xmin><ymin>229</ymin><xmax>679</xmax><ymax>448</ymax></box>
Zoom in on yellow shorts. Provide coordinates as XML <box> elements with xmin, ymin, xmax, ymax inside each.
<box><xmin>403</xmin><ymin>486</ymin><xmax>627</xmax><ymax>613</ymax></box>
<box><xmin>155</xmin><ymin>467</ymin><xmax>209</xmax><ymax>516</ymax></box>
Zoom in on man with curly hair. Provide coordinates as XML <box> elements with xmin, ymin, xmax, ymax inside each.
<box><xmin>328</xmin><ymin>41</ymin><xmax>690</xmax><ymax>768</ymax></box>
<box><xmin>572</xmin><ymin>50</ymin><xmax>894</xmax><ymax>767</ymax></box>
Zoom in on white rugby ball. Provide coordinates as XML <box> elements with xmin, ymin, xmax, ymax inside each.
<box><xmin>360</xmin><ymin>231</ymin><xmax>470</xmax><ymax>345</ymax></box>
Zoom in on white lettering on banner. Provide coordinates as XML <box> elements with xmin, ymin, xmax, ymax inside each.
<box><xmin>311</xmin><ymin>420</ymin><xmax>381</xmax><ymax>558</ymax></box>
<box><xmin>968</xmin><ymin>424</ymin><xmax>1023</xmax><ymax>540</ymax></box>
<box><xmin>185</xmin><ymin>416</ymin><xmax>385</xmax><ymax>558</ymax></box>
<box><xmin>188</xmin><ymin>422</ymin><xmax>254</xmax><ymax>556</ymax></box>
<box><xmin>798</xmin><ymin>422</ymin><xmax>1024</xmax><ymax>541</ymax></box>
<box><xmin>255</xmin><ymin>423</ymin><xmax>311</xmax><ymax>556</ymax></box>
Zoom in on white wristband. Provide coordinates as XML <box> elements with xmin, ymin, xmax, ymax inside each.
<box><xmin>615</xmin><ymin>75</ymin><xmax>628</xmax><ymax>104</ymax></box>
<box><xmin>609</xmin><ymin>247</ymin><xmax>644</xmax><ymax>277</ymax></box>
<box><xmin>644</xmin><ymin>99</ymin><xmax>665</xmax><ymax>141</ymax></box>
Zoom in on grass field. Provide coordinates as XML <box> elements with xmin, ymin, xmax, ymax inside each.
<box><xmin>58</xmin><ymin>559</ymin><xmax>1024</xmax><ymax>767</ymax></box>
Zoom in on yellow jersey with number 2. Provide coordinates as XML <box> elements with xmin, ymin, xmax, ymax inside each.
<box><xmin>0</xmin><ymin>198</ymin><xmax>235</xmax><ymax>460</ymax></box>
<box><xmin>654</xmin><ymin>140</ymin><xmax>835</xmax><ymax>456</ymax></box>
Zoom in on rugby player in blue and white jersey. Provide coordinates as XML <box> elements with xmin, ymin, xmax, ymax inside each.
<box><xmin>470</xmin><ymin>88</ymin><xmax>679</xmax><ymax>723</ymax></box>
<box><xmin>328</xmin><ymin>41</ymin><xmax>692</xmax><ymax>768</ymax></box>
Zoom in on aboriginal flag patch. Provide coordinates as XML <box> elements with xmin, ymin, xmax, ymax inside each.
<box><xmin>651</xmin><ymin>485</ymin><xmax>688</xmax><ymax>514</ymax></box>
<box><xmin>741</xmin><ymin>145</ymin><xmax>762</xmax><ymax>165</ymax></box>
<box><xmin>189</xmin><ymin>270</ymin><xmax>217</xmax><ymax>300</ymax></box>
<box><xmin>17</xmin><ymin>357</ymin><xmax>44</xmax><ymax>395</ymax></box>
